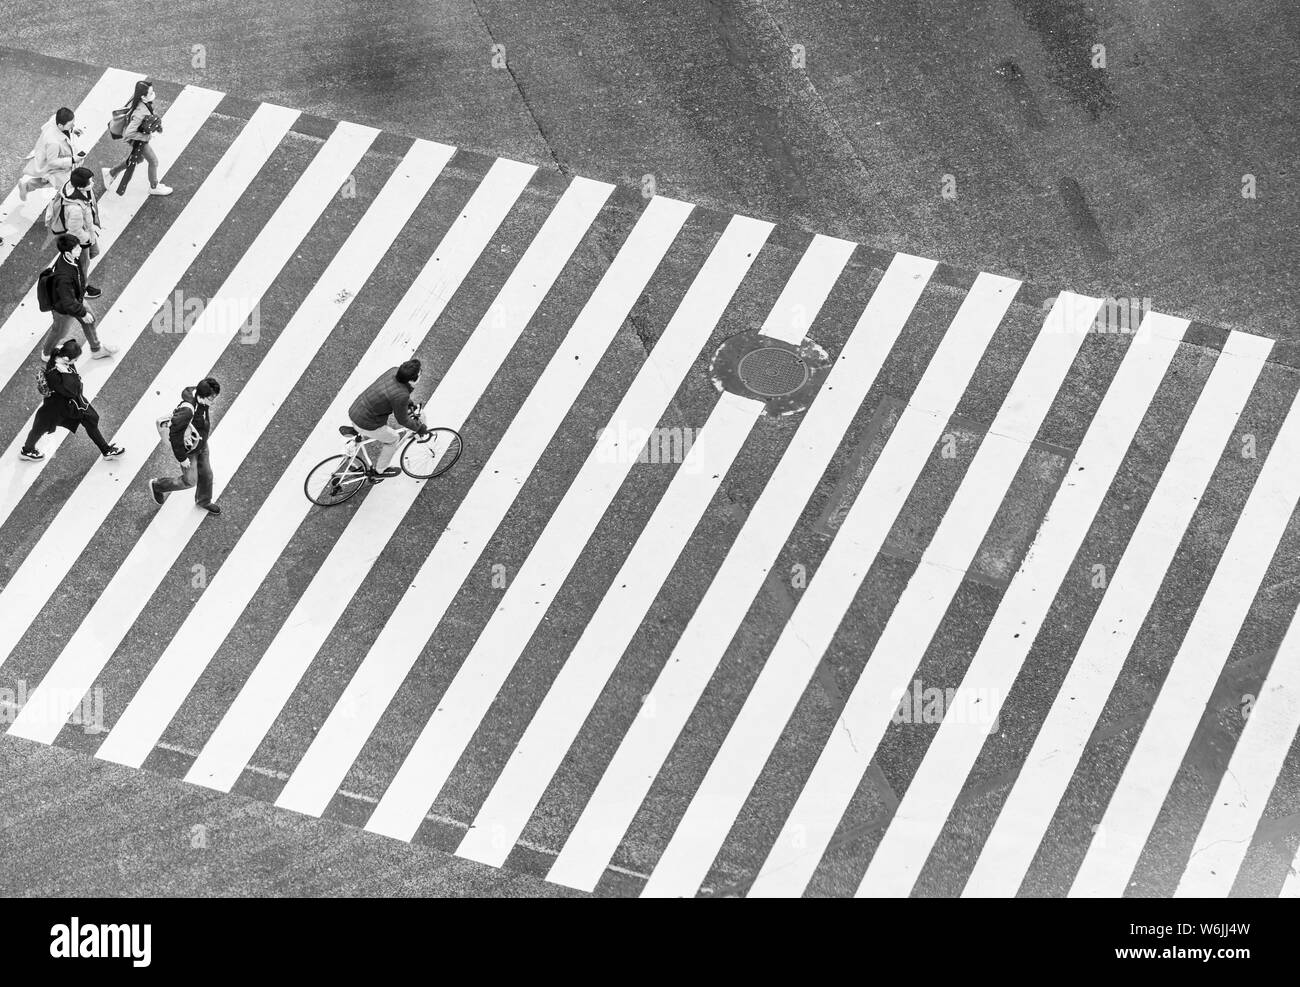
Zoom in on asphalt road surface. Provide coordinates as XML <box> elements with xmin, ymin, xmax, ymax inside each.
<box><xmin>0</xmin><ymin>1</ymin><xmax>1296</xmax><ymax>898</ymax></box>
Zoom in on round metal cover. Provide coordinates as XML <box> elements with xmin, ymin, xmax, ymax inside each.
<box><xmin>737</xmin><ymin>346</ymin><xmax>810</xmax><ymax>397</ymax></box>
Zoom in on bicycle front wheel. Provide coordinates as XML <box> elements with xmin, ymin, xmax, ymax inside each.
<box><xmin>401</xmin><ymin>427</ymin><xmax>463</xmax><ymax>479</ymax></box>
<box><xmin>305</xmin><ymin>454</ymin><xmax>367</xmax><ymax>506</ymax></box>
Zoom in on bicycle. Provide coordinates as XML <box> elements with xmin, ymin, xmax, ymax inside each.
<box><xmin>303</xmin><ymin>410</ymin><xmax>463</xmax><ymax>507</ymax></box>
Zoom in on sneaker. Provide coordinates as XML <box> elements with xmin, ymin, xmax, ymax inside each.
<box><xmin>102</xmin><ymin>445</ymin><xmax>125</xmax><ymax>459</ymax></box>
<box><xmin>149</xmin><ymin>184</ymin><xmax>173</xmax><ymax>196</ymax></box>
<box><xmin>100</xmin><ymin>167</ymin><xmax>113</xmax><ymax>191</ymax></box>
<box><xmin>148</xmin><ymin>479</ymin><xmax>164</xmax><ymax>505</ymax></box>
<box><xmin>17</xmin><ymin>177</ymin><xmax>28</xmax><ymax>202</ymax></box>
<box><xmin>19</xmin><ymin>447</ymin><xmax>43</xmax><ymax>461</ymax></box>
<box><xmin>84</xmin><ymin>285</ymin><xmax>102</xmax><ymax>299</ymax></box>
<box><xmin>198</xmin><ymin>502</ymin><xmax>221</xmax><ymax>515</ymax></box>
<box><xmin>90</xmin><ymin>344</ymin><xmax>117</xmax><ymax>360</ymax></box>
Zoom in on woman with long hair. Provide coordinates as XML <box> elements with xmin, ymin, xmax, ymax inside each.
<box><xmin>19</xmin><ymin>339</ymin><xmax>126</xmax><ymax>461</ymax></box>
<box><xmin>102</xmin><ymin>79</ymin><xmax>172</xmax><ymax>197</ymax></box>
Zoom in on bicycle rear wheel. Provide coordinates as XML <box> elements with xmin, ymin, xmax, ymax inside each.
<box><xmin>401</xmin><ymin>427</ymin><xmax>463</xmax><ymax>479</ymax></box>
<box><xmin>305</xmin><ymin>454</ymin><xmax>367</xmax><ymax>506</ymax></box>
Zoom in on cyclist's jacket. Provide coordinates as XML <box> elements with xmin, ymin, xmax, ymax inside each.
<box><xmin>349</xmin><ymin>368</ymin><xmax>419</xmax><ymax>431</ymax></box>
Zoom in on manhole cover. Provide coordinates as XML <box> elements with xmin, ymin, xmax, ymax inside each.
<box><xmin>737</xmin><ymin>347</ymin><xmax>810</xmax><ymax>397</ymax></box>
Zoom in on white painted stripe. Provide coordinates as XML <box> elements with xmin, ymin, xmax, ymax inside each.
<box><xmin>96</xmin><ymin>156</ymin><xmax>536</xmax><ymax>772</ymax></box>
<box><xmin>0</xmin><ymin>121</ymin><xmax>378</xmax><ymax>699</ymax></box>
<box><xmin>456</xmin><ymin>235</ymin><xmax>855</xmax><ymax>868</ymax></box>
<box><xmin>0</xmin><ymin>68</ymin><xmax>143</xmax><ymax>267</ymax></box>
<box><xmin>749</xmin><ymin>290</ymin><xmax>1093</xmax><ymax>899</ymax></box>
<box><xmin>457</xmin><ymin>392</ymin><xmax>763</xmax><ymax>866</ymax></box>
<box><xmin>362</xmin><ymin>214</ymin><xmax>774</xmax><ymax>842</ymax></box>
<box><xmin>0</xmin><ymin>85</ymin><xmax>223</xmax><ymax>397</ymax></box>
<box><xmin>1175</xmin><ymin>613</ymin><xmax>1300</xmax><ymax>897</ymax></box>
<box><xmin>16</xmin><ymin>139</ymin><xmax>451</xmax><ymax>747</ymax></box>
<box><xmin>854</xmin><ymin>312</ymin><xmax>1186</xmax><ymax>898</ymax></box>
<box><xmin>271</xmin><ymin>194</ymin><xmax>690</xmax><ymax>817</ymax></box>
<box><xmin>546</xmin><ymin>251</ymin><xmax>938</xmax><ymax>892</ymax></box>
<box><xmin>749</xmin><ymin>234</ymin><xmax>855</xmax><ymax>346</ymax></box>
<box><xmin>643</xmin><ymin>272</ymin><xmax>1024</xmax><ymax>898</ymax></box>
<box><xmin>0</xmin><ymin>103</ymin><xmax>299</xmax><ymax>528</ymax></box>
<box><xmin>964</xmin><ymin>330</ymin><xmax>1273</xmax><ymax>897</ymax></box>
<box><xmin>1070</xmin><ymin>390</ymin><xmax>1300</xmax><ymax>897</ymax></box>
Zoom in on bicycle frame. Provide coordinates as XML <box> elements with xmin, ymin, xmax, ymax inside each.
<box><xmin>340</xmin><ymin>426</ymin><xmax>416</xmax><ymax>475</ymax></box>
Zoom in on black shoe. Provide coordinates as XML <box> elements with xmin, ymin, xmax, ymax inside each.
<box><xmin>19</xmin><ymin>447</ymin><xmax>43</xmax><ymax>461</ymax></box>
<box><xmin>198</xmin><ymin>502</ymin><xmax>221</xmax><ymax>515</ymax></box>
<box><xmin>148</xmin><ymin>478</ymin><xmax>164</xmax><ymax>505</ymax></box>
<box><xmin>102</xmin><ymin>445</ymin><xmax>125</xmax><ymax>459</ymax></box>
<box><xmin>84</xmin><ymin>285</ymin><xmax>102</xmax><ymax>299</ymax></box>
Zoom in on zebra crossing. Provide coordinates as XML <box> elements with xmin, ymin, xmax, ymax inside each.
<box><xmin>2</xmin><ymin>66</ymin><xmax>1300</xmax><ymax>897</ymax></box>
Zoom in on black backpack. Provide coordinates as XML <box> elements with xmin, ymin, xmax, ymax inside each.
<box><xmin>36</xmin><ymin>262</ymin><xmax>56</xmax><ymax>312</ymax></box>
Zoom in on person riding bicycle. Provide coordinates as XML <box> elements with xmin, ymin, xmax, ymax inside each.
<box><xmin>347</xmin><ymin>359</ymin><xmax>429</xmax><ymax>479</ymax></box>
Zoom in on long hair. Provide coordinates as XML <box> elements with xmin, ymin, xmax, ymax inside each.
<box><xmin>47</xmin><ymin>338</ymin><xmax>82</xmax><ymax>371</ymax></box>
<box><xmin>126</xmin><ymin>79</ymin><xmax>153</xmax><ymax>117</ymax></box>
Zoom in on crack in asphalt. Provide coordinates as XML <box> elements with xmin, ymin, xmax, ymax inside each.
<box><xmin>465</xmin><ymin>0</ymin><xmax>569</xmax><ymax>176</ymax></box>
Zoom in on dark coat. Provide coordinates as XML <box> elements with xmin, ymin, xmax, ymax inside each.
<box><xmin>32</xmin><ymin>362</ymin><xmax>98</xmax><ymax>434</ymax></box>
<box><xmin>348</xmin><ymin>368</ymin><xmax>419</xmax><ymax>431</ymax></box>
<box><xmin>167</xmin><ymin>386</ymin><xmax>211</xmax><ymax>461</ymax></box>
<box><xmin>48</xmin><ymin>252</ymin><xmax>88</xmax><ymax>319</ymax></box>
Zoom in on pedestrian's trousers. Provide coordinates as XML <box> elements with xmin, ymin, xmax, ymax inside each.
<box><xmin>154</xmin><ymin>443</ymin><xmax>214</xmax><ymax>506</ymax></box>
<box><xmin>41</xmin><ymin>310</ymin><xmax>101</xmax><ymax>356</ymax></box>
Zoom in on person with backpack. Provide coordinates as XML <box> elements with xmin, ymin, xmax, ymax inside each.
<box><xmin>45</xmin><ymin>166</ymin><xmax>104</xmax><ymax>299</ymax></box>
<box><xmin>17</xmin><ymin>107</ymin><xmax>85</xmax><ymax>201</ymax></box>
<box><xmin>37</xmin><ymin>233</ymin><xmax>115</xmax><ymax>361</ymax></box>
<box><xmin>148</xmin><ymin>377</ymin><xmax>222</xmax><ymax>515</ymax></box>
<box><xmin>102</xmin><ymin>80</ymin><xmax>171</xmax><ymax>197</ymax></box>
<box><xmin>19</xmin><ymin>338</ymin><xmax>125</xmax><ymax>462</ymax></box>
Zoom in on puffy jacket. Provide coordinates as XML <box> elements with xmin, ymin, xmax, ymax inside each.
<box><xmin>49</xmin><ymin>180</ymin><xmax>100</xmax><ymax>246</ymax></box>
<box><xmin>21</xmin><ymin>120</ymin><xmax>76</xmax><ymax>182</ymax></box>
<box><xmin>121</xmin><ymin>100</ymin><xmax>157</xmax><ymax>143</ymax></box>
<box><xmin>348</xmin><ymin>368</ymin><xmax>420</xmax><ymax>431</ymax></box>
<box><xmin>48</xmin><ymin>252</ymin><xmax>88</xmax><ymax>319</ymax></box>
<box><xmin>168</xmin><ymin>386</ymin><xmax>211</xmax><ymax>461</ymax></box>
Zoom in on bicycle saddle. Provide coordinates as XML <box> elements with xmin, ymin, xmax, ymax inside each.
<box><xmin>338</xmin><ymin>425</ymin><xmax>358</xmax><ymax>437</ymax></box>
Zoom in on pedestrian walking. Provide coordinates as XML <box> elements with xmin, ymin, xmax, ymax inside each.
<box><xmin>149</xmin><ymin>377</ymin><xmax>222</xmax><ymax>515</ymax></box>
<box><xmin>19</xmin><ymin>339</ymin><xmax>125</xmax><ymax>462</ymax></box>
<box><xmin>44</xmin><ymin>167</ymin><xmax>105</xmax><ymax>300</ymax></box>
<box><xmin>38</xmin><ymin>234</ymin><xmax>115</xmax><ymax>360</ymax></box>
<box><xmin>17</xmin><ymin>107</ymin><xmax>85</xmax><ymax>201</ymax></box>
<box><xmin>103</xmin><ymin>80</ymin><xmax>171</xmax><ymax>197</ymax></box>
